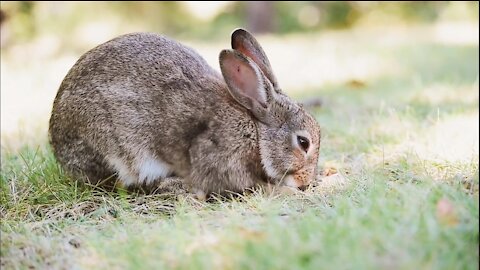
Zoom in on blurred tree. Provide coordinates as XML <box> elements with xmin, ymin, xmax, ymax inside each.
<box><xmin>0</xmin><ymin>9</ymin><xmax>6</xmax><ymax>26</ymax></box>
<box><xmin>0</xmin><ymin>1</ymin><xmax>37</xmax><ymax>47</ymax></box>
<box><xmin>0</xmin><ymin>8</ymin><xmax>6</xmax><ymax>47</ymax></box>
<box><xmin>109</xmin><ymin>2</ymin><xmax>192</xmax><ymax>35</ymax></box>
<box><xmin>246</xmin><ymin>1</ymin><xmax>275</xmax><ymax>33</ymax></box>
<box><xmin>0</xmin><ymin>1</ymin><xmax>477</xmax><ymax>50</ymax></box>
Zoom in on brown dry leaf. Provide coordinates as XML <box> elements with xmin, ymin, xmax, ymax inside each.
<box><xmin>323</xmin><ymin>167</ymin><xmax>338</xmax><ymax>177</ymax></box>
<box><xmin>436</xmin><ymin>197</ymin><xmax>459</xmax><ymax>227</ymax></box>
<box><xmin>346</xmin><ymin>79</ymin><xmax>367</xmax><ymax>89</ymax></box>
<box><xmin>237</xmin><ymin>227</ymin><xmax>265</xmax><ymax>241</ymax></box>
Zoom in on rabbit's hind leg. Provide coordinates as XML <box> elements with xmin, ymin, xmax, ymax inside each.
<box><xmin>54</xmin><ymin>140</ymin><xmax>118</xmax><ymax>190</ymax></box>
<box><xmin>128</xmin><ymin>176</ymin><xmax>187</xmax><ymax>195</ymax></box>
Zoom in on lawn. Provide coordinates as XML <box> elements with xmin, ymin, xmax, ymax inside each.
<box><xmin>1</xmin><ymin>23</ymin><xmax>479</xmax><ymax>269</ymax></box>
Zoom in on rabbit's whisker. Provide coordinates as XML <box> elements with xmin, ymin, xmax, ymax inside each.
<box><xmin>278</xmin><ymin>161</ymin><xmax>294</xmax><ymax>187</ymax></box>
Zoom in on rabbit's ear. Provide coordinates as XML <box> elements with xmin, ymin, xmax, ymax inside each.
<box><xmin>220</xmin><ymin>49</ymin><xmax>274</xmax><ymax>124</ymax></box>
<box><xmin>231</xmin><ymin>28</ymin><xmax>279</xmax><ymax>90</ymax></box>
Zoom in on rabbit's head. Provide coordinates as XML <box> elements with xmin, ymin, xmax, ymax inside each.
<box><xmin>220</xmin><ymin>29</ymin><xmax>321</xmax><ymax>190</ymax></box>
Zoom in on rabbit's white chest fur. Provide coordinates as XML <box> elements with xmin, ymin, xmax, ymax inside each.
<box><xmin>107</xmin><ymin>151</ymin><xmax>172</xmax><ymax>185</ymax></box>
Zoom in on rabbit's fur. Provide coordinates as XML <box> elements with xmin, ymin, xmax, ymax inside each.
<box><xmin>49</xmin><ymin>29</ymin><xmax>321</xmax><ymax>196</ymax></box>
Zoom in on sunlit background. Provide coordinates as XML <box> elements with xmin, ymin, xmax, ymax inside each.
<box><xmin>1</xmin><ymin>3</ymin><xmax>479</xmax><ymax>268</ymax></box>
<box><xmin>1</xmin><ymin>1</ymin><xmax>479</xmax><ymax>162</ymax></box>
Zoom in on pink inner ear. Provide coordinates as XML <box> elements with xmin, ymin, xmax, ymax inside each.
<box><xmin>233</xmin><ymin>38</ymin><xmax>271</xmax><ymax>78</ymax></box>
<box><xmin>223</xmin><ymin>55</ymin><xmax>264</xmax><ymax>105</ymax></box>
<box><xmin>236</xmin><ymin>43</ymin><xmax>262</xmax><ymax>70</ymax></box>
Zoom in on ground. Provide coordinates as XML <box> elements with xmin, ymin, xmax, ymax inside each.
<box><xmin>1</xmin><ymin>22</ymin><xmax>479</xmax><ymax>269</ymax></box>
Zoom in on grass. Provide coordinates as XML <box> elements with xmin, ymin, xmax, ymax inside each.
<box><xmin>1</xmin><ymin>23</ymin><xmax>479</xmax><ymax>269</ymax></box>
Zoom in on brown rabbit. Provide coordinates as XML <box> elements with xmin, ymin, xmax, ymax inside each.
<box><xmin>49</xmin><ymin>29</ymin><xmax>321</xmax><ymax>197</ymax></box>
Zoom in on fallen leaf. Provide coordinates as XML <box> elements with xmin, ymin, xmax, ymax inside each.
<box><xmin>346</xmin><ymin>79</ymin><xmax>367</xmax><ymax>89</ymax></box>
<box><xmin>436</xmin><ymin>197</ymin><xmax>459</xmax><ymax>227</ymax></box>
<box><xmin>323</xmin><ymin>167</ymin><xmax>338</xmax><ymax>176</ymax></box>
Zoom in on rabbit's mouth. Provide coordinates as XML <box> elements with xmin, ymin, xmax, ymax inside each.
<box><xmin>259</xmin><ymin>154</ymin><xmax>311</xmax><ymax>190</ymax></box>
<box><xmin>280</xmin><ymin>172</ymin><xmax>312</xmax><ymax>191</ymax></box>
<box><xmin>282</xmin><ymin>175</ymin><xmax>300</xmax><ymax>188</ymax></box>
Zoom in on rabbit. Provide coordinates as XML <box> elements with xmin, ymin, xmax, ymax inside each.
<box><xmin>49</xmin><ymin>28</ymin><xmax>321</xmax><ymax>197</ymax></box>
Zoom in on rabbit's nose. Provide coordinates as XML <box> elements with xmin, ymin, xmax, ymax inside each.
<box><xmin>298</xmin><ymin>184</ymin><xmax>309</xmax><ymax>191</ymax></box>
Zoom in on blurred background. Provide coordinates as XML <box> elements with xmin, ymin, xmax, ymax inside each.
<box><xmin>1</xmin><ymin>1</ymin><xmax>479</xmax><ymax>151</ymax></box>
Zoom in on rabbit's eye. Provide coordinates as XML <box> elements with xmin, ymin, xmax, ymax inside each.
<box><xmin>297</xmin><ymin>136</ymin><xmax>310</xmax><ymax>153</ymax></box>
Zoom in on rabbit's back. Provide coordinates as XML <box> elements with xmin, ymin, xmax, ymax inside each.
<box><xmin>49</xmin><ymin>33</ymin><xmax>232</xmax><ymax>185</ymax></box>
<box><xmin>56</xmin><ymin>32</ymin><xmax>221</xmax><ymax>100</ymax></box>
